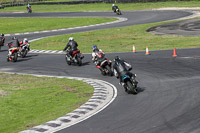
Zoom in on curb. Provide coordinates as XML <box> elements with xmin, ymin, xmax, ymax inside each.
<box><xmin>0</xmin><ymin>72</ymin><xmax>117</xmax><ymax>133</ymax></box>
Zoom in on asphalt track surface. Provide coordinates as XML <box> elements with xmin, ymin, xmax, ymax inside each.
<box><xmin>147</xmin><ymin>18</ymin><xmax>200</xmax><ymax>36</ymax></box>
<box><xmin>0</xmin><ymin>10</ymin><xmax>200</xmax><ymax>133</ymax></box>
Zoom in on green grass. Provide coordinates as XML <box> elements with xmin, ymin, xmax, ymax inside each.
<box><xmin>1</xmin><ymin>1</ymin><xmax>200</xmax><ymax>12</ymax></box>
<box><xmin>0</xmin><ymin>73</ymin><xmax>93</xmax><ymax>133</ymax></box>
<box><xmin>0</xmin><ymin>17</ymin><xmax>116</xmax><ymax>34</ymax></box>
<box><xmin>30</xmin><ymin>20</ymin><xmax>200</xmax><ymax>53</ymax></box>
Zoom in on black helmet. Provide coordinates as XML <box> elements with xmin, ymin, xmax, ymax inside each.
<box><xmin>1</xmin><ymin>33</ymin><xmax>4</xmax><ymax>36</ymax></box>
<box><xmin>114</xmin><ymin>56</ymin><xmax>120</xmax><ymax>62</ymax></box>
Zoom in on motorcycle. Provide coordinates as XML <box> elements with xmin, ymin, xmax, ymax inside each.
<box><xmin>18</xmin><ymin>43</ymin><xmax>30</xmax><ymax>58</ymax></box>
<box><xmin>116</xmin><ymin>8</ymin><xmax>122</xmax><ymax>15</ymax></box>
<box><xmin>65</xmin><ymin>50</ymin><xmax>84</xmax><ymax>66</ymax></box>
<box><xmin>7</xmin><ymin>42</ymin><xmax>19</xmax><ymax>62</ymax></box>
<box><xmin>97</xmin><ymin>58</ymin><xmax>113</xmax><ymax>76</ymax></box>
<box><xmin>0</xmin><ymin>36</ymin><xmax>5</xmax><ymax>51</ymax></box>
<box><xmin>122</xmin><ymin>73</ymin><xmax>138</xmax><ymax>94</ymax></box>
<box><xmin>27</xmin><ymin>7</ymin><xmax>32</xmax><ymax>13</ymax></box>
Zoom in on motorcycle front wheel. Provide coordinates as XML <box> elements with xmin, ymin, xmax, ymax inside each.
<box><xmin>105</xmin><ymin>65</ymin><xmax>112</xmax><ymax>76</ymax></box>
<box><xmin>65</xmin><ymin>55</ymin><xmax>71</xmax><ymax>65</ymax></box>
<box><xmin>76</xmin><ymin>56</ymin><xmax>82</xmax><ymax>66</ymax></box>
<box><xmin>22</xmin><ymin>50</ymin><xmax>27</xmax><ymax>58</ymax></box>
<box><xmin>13</xmin><ymin>52</ymin><xmax>18</xmax><ymax>62</ymax></box>
<box><xmin>126</xmin><ymin>81</ymin><xmax>137</xmax><ymax>94</ymax></box>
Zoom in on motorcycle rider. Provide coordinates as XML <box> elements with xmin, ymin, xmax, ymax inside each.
<box><xmin>27</xmin><ymin>3</ymin><xmax>31</xmax><ymax>10</ymax></box>
<box><xmin>92</xmin><ymin>45</ymin><xmax>106</xmax><ymax>72</ymax></box>
<box><xmin>63</xmin><ymin>37</ymin><xmax>78</xmax><ymax>59</ymax></box>
<box><xmin>0</xmin><ymin>33</ymin><xmax>5</xmax><ymax>49</ymax></box>
<box><xmin>12</xmin><ymin>36</ymin><xmax>20</xmax><ymax>47</ymax></box>
<box><xmin>112</xmin><ymin>56</ymin><xmax>133</xmax><ymax>86</ymax></box>
<box><xmin>112</xmin><ymin>4</ymin><xmax>119</xmax><ymax>12</ymax></box>
<box><xmin>20</xmin><ymin>38</ymin><xmax>30</xmax><ymax>51</ymax></box>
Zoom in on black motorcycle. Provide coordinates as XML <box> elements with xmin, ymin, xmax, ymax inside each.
<box><xmin>65</xmin><ymin>50</ymin><xmax>84</xmax><ymax>66</ymax></box>
<box><xmin>122</xmin><ymin>73</ymin><xmax>138</xmax><ymax>94</ymax></box>
<box><xmin>27</xmin><ymin>7</ymin><xmax>32</xmax><ymax>13</ymax></box>
<box><xmin>116</xmin><ymin>8</ymin><xmax>122</xmax><ymax>15</ymax></box>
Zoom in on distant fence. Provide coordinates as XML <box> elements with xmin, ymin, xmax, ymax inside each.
<box><xmin>0</xmin><ymin>0</ymin><xmax>191</xmax><ymax>9</ymax></box>
<box><xmin>0</xmin><ymin>0</ymin><xmax>103</xmax><ymax>9</ymax></box>
<box><xmin>105</xmin><ymin>0</ymin><xmax>189</xmax><ymax>2</ymax></box>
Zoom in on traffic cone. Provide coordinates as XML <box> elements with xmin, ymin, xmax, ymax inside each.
<box><xmin>173</xmin><ymin>48</ymin><xmax>177</xmax><ymax>57</ymax></box>
<box><xmin>132</xmin><ymin>45</ymin><xmax>136</xmax><ymax>53</ymax></box>
<box><xmin>145</xmin><ymin>46</ymin><xmax>150</xmax><ymax>55</ymax></box>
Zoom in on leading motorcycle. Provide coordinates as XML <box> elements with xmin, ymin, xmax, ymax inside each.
<box><xmin>27</xmin><ymin>7</ymin><xmax>32</xmax><ymax>13</ymax></box>
<box><xmin>122</xmin><ymin>73</ymin><xmax>138</xmax><ymax>94</ymax></box>
<box><xmin>18</xmin><ymin>43</ymin><xmax>30</xmax><ymax>58</ymax></box>
<box><xmin>116</xmin><ymin>8</ymin><xmax>122</xmax><ymax>15</ymax></box>
<box><xmin>65</xmin><ymin>50</ymin><xmax>84</xmax><ymax>66</ymax></box>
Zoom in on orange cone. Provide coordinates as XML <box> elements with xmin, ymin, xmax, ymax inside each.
<box><xmin>132</xmin><ymin>45</ymin><xmax>136</xmax><ymax>53</ymax></box>
<box><xmin>145</xmin><ymin>46</ymin><xmax>150</xmax><ymax>55</ymax></box>
<box><xmin>173</xmin><ymin>48</ymin><xmax>177</xmax><ymax>57</ymax></box>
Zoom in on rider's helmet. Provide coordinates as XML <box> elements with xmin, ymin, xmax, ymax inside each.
<box><xmin>92</xmin><ymin>45</ymin><xmax>98</xmax><ymax>51</ymax></box>
<box><xmin>23</xmin><ymin>38</ymin><xmax>28</xmax><ymax>44</ymax></box>
<box><xmin>114</xmin><ymin>56</ymin><xmax>120</xmax><ymax>62</ymax></box>
<box><xmin>112</xmin><ymin>4</ymin><xmax>115</xmax><ymax>6</ymax></box>
<box><xmin>69</xmin><ymin>37</ymin><xmax>74</xmax><ymax>41</ymax></box>
<box><xmin>1</xmin><ymin>33</ymin><xmax>4</xmax><ymax>36</ymax></box>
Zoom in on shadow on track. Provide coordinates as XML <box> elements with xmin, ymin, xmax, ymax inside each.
<box><xmin>0</xmin><ymin>50</ymin><xmax>7</xmax><ymax>52</ymax></box>
<box><xmin>81</xmin><ymin>61</ymin><xmax>90</xmax><ymax>66</ymax></box>
<box><xmin>25</xmin><ymin>54</ymin><xmax>39</xmax><ymax>58</ymax></box>
<box><xmin>15</xmin><ymin>58</ymin><xmax>32</xmax><ymax>62</ymax></box>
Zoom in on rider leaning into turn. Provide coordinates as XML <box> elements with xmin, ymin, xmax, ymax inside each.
<box><xmin>112</xmin><ymin>4</ymin><xmax>119</xmax><ymax>12</ymax></box>
<box><xmin>63</xmin><ymin>37</ymin><xmax>78</xmax><ymax>58</ymax></box>
<box><xmin>112</xmin><ymin>56</ymin><xmax>133</xmax><ymax>86</ymax></box>
<box><xmin>92</xmin><ymin>45</ymin><xmax>106</xmax><ymax>72</ymax></box>
<box><xmin>20</xmin><ymin>38</ymin><xmax>30</xmax><ymax>51</ymax></box>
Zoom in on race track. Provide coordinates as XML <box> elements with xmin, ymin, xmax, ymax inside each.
<box><xmin>0</xmin><ymin>10</ymin><xmax>200</xmax><ymax>133</ymax></box>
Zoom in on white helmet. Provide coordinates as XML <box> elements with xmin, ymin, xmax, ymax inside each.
<box><xmin>23</xmin><ymin>38</ymin><xmax>28</xmax><ymax>43</ymax></box>
<box><xmin>112</xmin><ymin>4</ymin><xmax>115</xmax><ymax>6</ymax></box>
<box><xmin>69</xmin><ymin>37</ymin><xmax>74</xmax><ymax>41</ymax></box>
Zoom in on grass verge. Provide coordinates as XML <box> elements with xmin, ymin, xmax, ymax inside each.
<box><xmin>0</xmin><ymin>73</ymin><xmax>93</xmax><ymax>133</ymax></box>
<box><xmin>0</xmin><ymin>1</ymin><xmax>200</xmax><ymax>12</ymax></box>
<box><xmin>30</xmin><ymin>20</ymin><xmax>200</xmax><ymax>53</ymax></box>
<box><xmin>0</xmin><ymin>17</ymin><xmax>117</xmax><ymax>34</ymax></box>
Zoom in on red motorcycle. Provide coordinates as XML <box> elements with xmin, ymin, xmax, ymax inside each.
<box><xmin>65</xmin><ymin>50</ymin><xmax>84</xmax><ymax>66</ymax></box>
<box><xmin>7</xmin><ymin>42</ymin><xmax>19</xmax><ymax>62</ymax></box>
<box><xmin>98</xmin><ymin>58</ymin><xmax>113</xmax><ymax>76</ymax></box>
